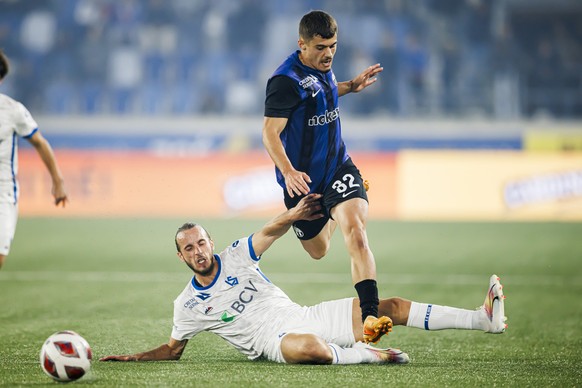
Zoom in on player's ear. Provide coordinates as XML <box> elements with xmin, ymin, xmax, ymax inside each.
<box><xmin>176</xmin><ymin>251</ymin><xmax>184</xmax><ymax>262</ymax></box>
<box><xmin>298</xmin><ymin>38</ymin><xmax>305</xmax><ymax>50</ymax></box>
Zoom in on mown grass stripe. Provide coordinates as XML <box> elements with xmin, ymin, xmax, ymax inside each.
<box><xmin>1</xmin><ymin>271</ymin><xmax>580</xmax><ymax>286</ymax></box>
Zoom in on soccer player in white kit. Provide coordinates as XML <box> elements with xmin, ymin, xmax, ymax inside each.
<box><xmin>101</xmin><ymin>194</ymin><xmax>507</xmax><ymax>365</ymax></box>
<box><xmin>0</xmin><ymin>50</ymin><xmax>68</xmax><ymax>269</ymax></box>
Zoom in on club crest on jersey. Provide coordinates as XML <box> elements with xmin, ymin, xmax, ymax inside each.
<box><xmin>225</xmin><ymin>276</ymin><xmax>239</xmax><ymax>287</ymax></box>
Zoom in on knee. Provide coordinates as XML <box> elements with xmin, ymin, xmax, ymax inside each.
<box><xmin>283</xmin><ymin>334</ymin><xmax>333</xmax><ymax>364</ymax></box>
<box><xmin>304</xmin><ymin>243</ymin><xmax>330</xmax><ymax>260</ymax></box>
<box><xmin>296</xmin><ymin>336</ymin><xmax>332</xmax><ymax>364</ymax></box>
<box><xmin>308</xmin><ymin>248</ymin><xmax>327</xmax><ymax>260</ymax></box>
<box><xmin>379</xmin><ymin>297</ymin><xmax>410</xmax><ymax>326</ymax></box>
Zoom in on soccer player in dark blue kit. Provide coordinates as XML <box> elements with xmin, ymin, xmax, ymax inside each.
<box><xmin>262</xmin><ymin>10</ymin><xmax>389</xmax><ymax>343</ymax></box>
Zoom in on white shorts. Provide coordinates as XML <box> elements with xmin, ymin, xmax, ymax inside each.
<box><xmin>262</xmin><ymin>297</ymin><xmax>355</xmax><ymax>363</ymax></box>
<box><xmin>0</xmin><ymin>202</ymin><xmax>18</xmax><ymax>255</ymax></box>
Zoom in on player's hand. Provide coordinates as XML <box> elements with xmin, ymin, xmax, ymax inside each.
<box><xmin>350</xmin><ymin>63</ymin><xmax>383</xmax><ymax>93</ymax></box>
<box><xmin>292</xmin><ymin>193</ymin><xmax>324</xmax><ymax>221</ymax></box>
<box><xmin>52</xmin><ymin>182</ymin><xmax>68</xmax><ymax>207</ymax></box>
<box><xmin>54</xmin><ymin>195</ymin><xmax>68</xmax><ymax>207</ymax></box>
<box><xmin>284</xmin><ymin>169</ymin><xmax>311</xmax><ymax>198</ymax></box>
<box><xmin>99</xmin><ymin>355</ymin><xmax>136</xmax><ymax>362</ymax></box>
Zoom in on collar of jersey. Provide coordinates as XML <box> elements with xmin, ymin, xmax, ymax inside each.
<box><xmin>190</xmin><ymin>254</ymin><xmax>222</xmax><ymax>290</ymax></box>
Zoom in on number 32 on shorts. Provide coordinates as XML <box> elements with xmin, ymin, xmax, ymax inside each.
<box><xmin>331</xmin><ymin>174</ymin><xmax>360</xmax><ymax>198</ymax></box>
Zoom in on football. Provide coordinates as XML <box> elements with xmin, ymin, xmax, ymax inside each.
<box><xmin>39</xmin><ymin>331</ymin><xmax>92</xmax><ymax>382</ymax></box>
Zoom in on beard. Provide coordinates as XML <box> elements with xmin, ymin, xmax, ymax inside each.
<box><xmin>185</xmin><ymin>256</ymin><xmax>215</xmax><ymax>277</ymax></box>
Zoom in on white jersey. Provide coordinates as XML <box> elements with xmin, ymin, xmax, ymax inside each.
<box><xmin>171</xmin><ymin>236</ymin><xmax>305</xmax><ymax>360</ymax></box>
<box><xmin>0</xmin><ymin>93</ymin><xmax>38</xmax><ymax>204</ymax></box>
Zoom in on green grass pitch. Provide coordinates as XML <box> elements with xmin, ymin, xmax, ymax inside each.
<box><xmin>1</xmin><ymin>218</ymin><xmax>581</xmax><ymax>386</ymax></box>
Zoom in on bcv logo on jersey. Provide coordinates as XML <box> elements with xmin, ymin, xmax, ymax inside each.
<box><xmin>229</xmin><ymin>279</ymin><xmax>259</xmax><ymax>314</ymax></box>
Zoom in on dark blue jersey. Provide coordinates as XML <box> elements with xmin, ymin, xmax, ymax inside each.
<box><xmin>264</xmin><ymin>50</ymin><xmax>349</xmax><ymax>193</ymax></box>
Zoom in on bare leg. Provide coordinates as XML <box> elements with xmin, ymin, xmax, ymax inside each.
<box><xmin>378</xmin><ymin>298</ymin><xmax>412</xmax><ymax>325</ymax></box>
<box><xmin>353</xmin><ymin>285</ymin><xmax>506</xmax><ymax>335</ymax></box>
<box><xmin>351</xmin><ymin>297</ymin><xmax>412</xmax><ymax>341</ymax></box>
<box><xmin>280</xmin><ymin>333</ymin><xmax>333</xmax><ymax>364</ymax></box>
<box><xmin>280</xmin><ymin>330</ymin><xmax>406</xmax><ymax>365</ymax></box>
<box><xmin>330</xmin><ymin>198</ymin><xmax>376</xmax><ymax>284</ymax></box>
<box><xmin>299</xmin><ymin>219</ymin><xmax>337</xmax><ymax>260</ymax></box>
<box><xmin>0</xmin><ymin>254</ymin><xmax>5</xmax><ymax>270</ymax></box>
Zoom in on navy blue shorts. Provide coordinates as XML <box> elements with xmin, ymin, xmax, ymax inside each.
<box><xmin>284</xmin><ymin>158</ymin><xmax>368</xmax><ymax>240</ymax></box>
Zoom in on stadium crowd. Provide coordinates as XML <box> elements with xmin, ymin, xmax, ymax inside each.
<box><xmin>0</xmin><ymin>0</ymin><xmax>580</xmax><ymax>118</ymax></box>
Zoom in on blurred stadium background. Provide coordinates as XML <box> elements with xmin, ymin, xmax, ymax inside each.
<box><xmin>1</xmin><ymin>0</ymin><xmax>581</xmax><ymax>220</ymax></box>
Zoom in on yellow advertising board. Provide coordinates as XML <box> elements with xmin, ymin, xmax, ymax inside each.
<box><xmin>524</xmin><ymin>129</ymin><xmax>582</xmax><ymax>151</ymax></box>
<box><xmin>398</xmin><ymin>151</ymin><xmax>582</xmax><ymax>220</ymax></box>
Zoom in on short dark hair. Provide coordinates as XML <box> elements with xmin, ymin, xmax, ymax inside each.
<box><xmin>174</xmin><ymin>222</ymin><xmax>211</xmax><ymax>252</ymax></box>
<box><xmin>0</xmin><ymin>50</ymin><xmax>9</xmax><ymax>80</ymax></box>
<box><xmin>299</xmin><ymin>10</ymin><xmax>338</xmax><ymax>41</ymax></box>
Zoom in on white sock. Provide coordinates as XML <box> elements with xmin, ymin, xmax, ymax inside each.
<box><xmin>406</xmin><ymin>302</ymin><xmax>481</xmax><ymax>331</ymax></box>
<box><xmin>328</xmin><ymin>343</ymin><xmax>377</xmax><ymax>364</ymax></box>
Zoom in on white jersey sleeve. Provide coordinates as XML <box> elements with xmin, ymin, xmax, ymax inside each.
<box><xmin>0</xmin><ymin>94</ymin><xmax>38</xmax><ymax>138</ymax></box>
<box><xmin>13</xmin><ymin>101</ymin><xmax>38</xmax><ymax>138</ymax></box>
<box><xmin>0</xmin><ymin>94</ymin><xmax>39</xmax><ymax>204</ymax></box>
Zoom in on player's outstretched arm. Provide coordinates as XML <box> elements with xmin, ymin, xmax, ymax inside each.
<box><xmin>262</xmin><ymin>116</ymin><xmax>311</xmax><ymax>198</ymax></box>
<box><xmin>338</xmin><ymin>63</ymin><xmax>384</xmax><ymax>97</ymax></box>
<box><xmin>26</xmin><ymin>131</ymin><xmax>68</xmax><ymax>207</ymax></box>
<box><xmin>100</xmin><ymin>338</ymin><xmax>188</xmax><ymax>362</ymax></box>
<box><xmin>252</xmin><ymin>193</ymin><xmax>323</xmax><ymax>257</ymax></box>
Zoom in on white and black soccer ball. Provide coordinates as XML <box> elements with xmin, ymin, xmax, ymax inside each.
<box><xmin>39</xmin><ymin>331</ymin><xmax>92</xmax><ymax>382</ymax></box>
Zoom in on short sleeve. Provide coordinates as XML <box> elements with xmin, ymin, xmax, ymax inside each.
<box><xmin>222</xmin><ymin>236</ymin><xmax>259</xmax><ymax>264</ymax></box>
<box><xmin>264</xmin><ymin>76</ymin><xmax>302</xmax><ymax>118</ymax></box>
<box><xmin>14</xmin><ymin>102</ymin><xmax>38</xmax><ymax>138</ymax></box>
<box><xmin>171</xmin><ymin>300</ymin><xmax>201</xmax><ymax>341</ymax></box>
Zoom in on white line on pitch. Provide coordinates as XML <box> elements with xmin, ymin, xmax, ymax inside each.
<box><xmin>0</xmin><ymin>271</ymin><xmax>580</xmax><ymax>286</ymax></box>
